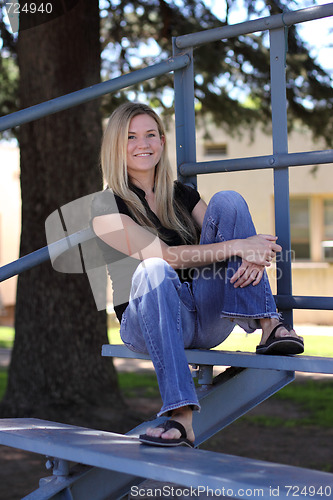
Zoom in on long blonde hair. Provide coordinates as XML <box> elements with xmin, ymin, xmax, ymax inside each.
<box><xmin>101</xmin><ymin>102</ymin><xmax>198</xmax><ymax>244</ymax></box>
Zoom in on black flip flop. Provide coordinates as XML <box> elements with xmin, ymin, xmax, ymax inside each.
<box><xmin>256</xmin><ymin>322</ymin><xmax>304</xmax><ymax>355</ymax></box>
<box><xmin>139</xmin><ymin>419</ymin><xmax>195</xmax><ymax>448</ymax></box>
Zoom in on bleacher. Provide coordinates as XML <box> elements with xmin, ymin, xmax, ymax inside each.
<box><xmin>0</xmin><ymin>3</ymin><xmax>333</xmax><ymax>499</ymax></box>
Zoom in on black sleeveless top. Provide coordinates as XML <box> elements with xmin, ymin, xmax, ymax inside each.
<box><xmin>91</xmin><ymin>181</ymin><xmax>201</xmax><ymax>321</ymax></box>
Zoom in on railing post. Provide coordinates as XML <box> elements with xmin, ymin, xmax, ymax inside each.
<box><xmin>270</xmin><ymin>27</ymin><xmax>293</xmax><ymax>326</ymax></box>
<box><xmin>172</xmin><ymin>40</ymin><xmax>197</xmax><ymax>189</ymax></box>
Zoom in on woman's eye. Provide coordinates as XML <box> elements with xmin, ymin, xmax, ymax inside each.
<box><xmin>128</xmin><ymin>135</ymin><xmax>135</xmax><ymax>140</ymax></box>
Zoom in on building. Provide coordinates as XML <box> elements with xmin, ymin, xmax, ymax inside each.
<box><xmin>0</xmin><ymin>143</ymin><xmax>20</xmax><ymax>325</ymax></box>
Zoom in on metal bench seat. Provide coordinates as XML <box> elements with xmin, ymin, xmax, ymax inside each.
<box><xmin>102</xmin><ymin>344</ymin><xmax>333</xmax><ymax>374</ymax></box>
<box><xmin>0</xmin><ymin>418</ymin><xmax>332</xmax><ymax>500</ymax></box>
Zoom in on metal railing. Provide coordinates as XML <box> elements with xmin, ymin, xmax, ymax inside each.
<box><xmin>1</xmin><ymin>3</ymin><xmax>333</xmax><ymax>325</ymax></box>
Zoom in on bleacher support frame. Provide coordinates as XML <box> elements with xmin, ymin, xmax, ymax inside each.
<box><xmin>0</xmin><ymin>3</ymin><xmax>333</xmax><ymax>499</ymax></box>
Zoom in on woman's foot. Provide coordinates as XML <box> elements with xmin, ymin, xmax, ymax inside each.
<box><xmin>259</xmin><ymin>318</ymin><xmax>303</xmax><ymax>346</ymax></box>
<box><xmin>257</xmin><ymin>318</ymin><xmax>304</xmax><ymax>355</ymax></box>
<box><xmin>145</xmin><ymin>406</ymin><xmax>195</xmax><ymax>444</ymax></box>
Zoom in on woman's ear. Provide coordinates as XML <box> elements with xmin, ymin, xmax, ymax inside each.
<box><xmin>160</xmin><ymin>134</ymin><xmax>166</xmax><ymax>146</ymax></box>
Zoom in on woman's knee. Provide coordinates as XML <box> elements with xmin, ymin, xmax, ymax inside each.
<box><xmin>131</xmin><ymin>258</ymin><xmax>175</xmax><ymax>299</ymax></box>
<box><xmin>133</xmin><ymin>257</ymin><xmax>171</xmax><ymax>280</ymax></box>
<box><xmin>210</xmin><ymin>190</ymin><xmax>246</xmax><ymax>208</ymax></box>
<box><xmin>208</xmin><ymin>191</ymin><xmax>250</xmax><ymax>219</ymax></box>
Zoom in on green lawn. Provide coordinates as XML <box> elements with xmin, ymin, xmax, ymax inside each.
<box><xmin>1</xmin><ymin>325</ymin><xmax>333</xmax><ymax>356</ymax></box>
<box><xmin>245</xmin><ymin>380</ymin><xmax>333</xmax><ymax>429</ymax></box>
<box><xmin>0</xmin><ymin>327</ymin><xmax>15</xmax><ymax>349</ymax></box>
<box><xmin>0</xmin><ymin>368</ymin><xmax>7</xmax><ymax>401</ymax></box>
<box><xmin>1</xmin><ymin>325</ymin><xmax>332</xmax><ymax>428</ymax></box>
<box><xmin>109</xmin><ymin>326</ymin><xmax>333</xmax><ymax>357</ymax></box>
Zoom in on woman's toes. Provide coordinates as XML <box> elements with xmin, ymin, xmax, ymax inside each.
<box><xmin>279</xmin><ymin>328</ymin><xmax>303</xmax><ymax>341</ymax></box>
<box><xmin>145</xmin><ymin>426</ymin><xmax>164</xmax><ymax>438</ymax></box>
<box><xmin>161</xmin><ymin>428</ymin><xmax>181</xmax><ymax>440</ymax></box>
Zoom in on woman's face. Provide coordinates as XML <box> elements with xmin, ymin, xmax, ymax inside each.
<box><xmin>126</xmin><ymin>114</ymin><xmax>165</xmax><ymax>179</ymax></box>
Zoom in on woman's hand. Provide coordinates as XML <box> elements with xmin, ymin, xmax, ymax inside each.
<box><xmin>234</xmin><ymin>234</ymin><xmax>281</xmax><ymax>266</ymax></box>
<box><xmin>230</xmin><ymin>260</ymin><xmax>265</xmax><ymax>288</ymax></box>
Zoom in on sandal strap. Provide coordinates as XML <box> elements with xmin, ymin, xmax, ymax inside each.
<box><xmin>161</xmin><ymin>419</ymin><xmax>187</xmax><ymax>439</ymax></box>
<box><xmin>267</xmin><ymin>322</ymin><xmax>291</xmax><ymax>342</ymax></box>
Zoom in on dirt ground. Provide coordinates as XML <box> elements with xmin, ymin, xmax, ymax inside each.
<box><xmin>0</xmin><ymin>373</ymin><xmax>332</xmax><ymax>500</ymax></box>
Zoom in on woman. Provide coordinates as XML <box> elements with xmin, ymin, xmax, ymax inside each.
<box><xmin>91</xmin><ymin>102</ymin><xmax>304</xmax><ymax>448</ymax></box>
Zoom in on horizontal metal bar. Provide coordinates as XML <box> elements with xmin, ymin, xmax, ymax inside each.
<box><xmin>0</xmin><ymin>55</ymin><xmax>190</xmax><ymax>132</ymax></box>
<box><xmin>0</xmin><ymin>227</ymin><xmax>94</xmax><ymax>283</ymax></box>
<box><xmin>176</xmin><ymin>3</ymin><xmax>333</xmax><ymax>49</ymax></box>
<box><xmin>0</xmin><ymin>246</ymin><xmax>50</xmax><ymax>283</ymax></box>
<box><xmin>179</xmin><ymin>149</ymin><xmax>333</xmax><ymax>175</ymax></box>
<box><xmin>275</xmin><ymin>294</ymin><xmax>333</xmax><ymax>310</ymax></box>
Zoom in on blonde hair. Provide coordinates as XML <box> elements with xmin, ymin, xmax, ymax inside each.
<box><xmin>101</xmin><ymin>102</ymin><xmax>198</xmax><ymax>244</ymax></box>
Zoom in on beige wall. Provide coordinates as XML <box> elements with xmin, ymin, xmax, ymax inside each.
<box><xmin>0</xmin><ymin>144</ymin><xmax>21</xmax><ymax>307</ymax></box>
<box><xmin>0</xmin><ymin>122</ymin><xmax>332</xmax><ymax>324</ymax></box>
<box><xmin>194</xmin><ymin>123</ymin><xmax>333</xmax><ymax>325</ymax></box>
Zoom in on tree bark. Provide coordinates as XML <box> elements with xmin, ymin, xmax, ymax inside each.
<box><xmin>0</xmin><ymin>1</ymin><xmax>128</xmax><ymax>429</ymax></box>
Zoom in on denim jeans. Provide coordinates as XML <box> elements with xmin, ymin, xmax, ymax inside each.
<box><xmin>120</xmin><ymin>191</ymin><xmax>279</xmax><ymax>416</ymax></box>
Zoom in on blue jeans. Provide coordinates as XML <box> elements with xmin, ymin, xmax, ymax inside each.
<box><xmin>120</xmin><ymin>191</ymin><xmax>279</xmax><ymax>416</ymax></box>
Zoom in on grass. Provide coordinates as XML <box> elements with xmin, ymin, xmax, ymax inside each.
<box><xmin>0</xmin><ymin>364</ymin><xmax>332</xmax><ymax>428</ymax></box>
<box><xmin>275</xmin><ymin>380</ymin><xmax>333</xmax><ymax>427</ymax></box>
<box><xmin>1</xmin><ymin>326</ymin><xmax>332</xmax><ymax>428</ymax></box>
<box><xmin>109</xmin><ymin>326</ymin><xmax>333</xmax><ymax>357</ymax></box>
<box><xmin>245</xmin><ymin>380</ymin><xmax>333</xmax><ymax>428</ymax></box>
<box><xmin>118</xmin><ymin>372</ymin><xmax>160</xmax><ymax>399</ymax></box>
<box><xmin>2</xmin><ymin>325</ymin><xmax>333</xmax><ymax>357</ymax></box>
<box><xmin>0</xmin><ymin>368</ymin><xmax>7</xmax><ymax>400</ymax></box>
<box><xmin>0</xmin><ymin>327</ymin><xmax>15</xmax><ymax>349</ymax></box>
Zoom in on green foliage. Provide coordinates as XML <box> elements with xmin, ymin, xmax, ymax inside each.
<box><xmin>0</xmin><ymin>8</ymin><xmax>19</xmax><ymax>138</ymax></box>
<box><xmin>0</xmin><ymin>1</ymin><xmax>332</xmax><ymax>145</ymax></box>
<box><xmin>0</xmin><ymin>55</ymin><xmax>18</xmax><ymax>138</ymax></box>
<box><xmin>99</xmin><ymin>0</ymin><xmax>333</xmax><ymax>145</ymax></box>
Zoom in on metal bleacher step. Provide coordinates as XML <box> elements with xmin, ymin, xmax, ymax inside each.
<box><xmin>102</xmin><ymin>344</ymin><xmax>333</xmax><ymax>448</ymax></box>
<box><xmin>0</xmin><ymin>418</ymin><xmax>332</xmax><ymax>500</ymax></box>
<box><xmin>102</xmin><ymin>344</ymin><xmax>333</xmax><ymax>374</ymax></box>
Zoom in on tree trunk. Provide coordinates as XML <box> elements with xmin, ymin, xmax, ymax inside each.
<box><xmin>0</xmin><ymin>1</ymin><xmax>129</xmax><ymax>430</ymax></box>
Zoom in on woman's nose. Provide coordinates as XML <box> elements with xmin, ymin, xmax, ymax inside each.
<box><xmin>137</xmin><ymin>137</ymin><xmax>150</xmax><ymax>148</ymax></box>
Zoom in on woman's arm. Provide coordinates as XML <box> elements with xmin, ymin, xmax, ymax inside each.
<box><xmin>191</xmin><ymin>199</ymin><xmax>207</xmax><ymax>229</ymax></box>
<box><xmin>92</xmin><ymin>212</ymin><xmax>281</xmax><ymax>269</ymax></box>
<box><xmin>190</xmin><ymin>198</ymin><xmax>276</xmax><ymax>288</ymax></box>
<box><xmin>191</xmin><ymin>198</ymin><xmax>275</xmax><ymax>288</ymax></box>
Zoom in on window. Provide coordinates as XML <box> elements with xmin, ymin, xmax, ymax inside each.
<box><xmin>289</xmin><ymin>196</ymin><xmax>333</xmax><ymax>262</ymax></box>
<box><xmin>290</xmin><ymin>198</ymin><xmax>310</xmax><ymax>260</ymax></box>
<box><xmin>323</xmin><ymin>199</ymin><xmax>333</xmax><ymax>261</ymax></box>
<box><xmin>203</xmin><ymin>143</ymin><xmax>228</xmax><ymax>156</ymax></box>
